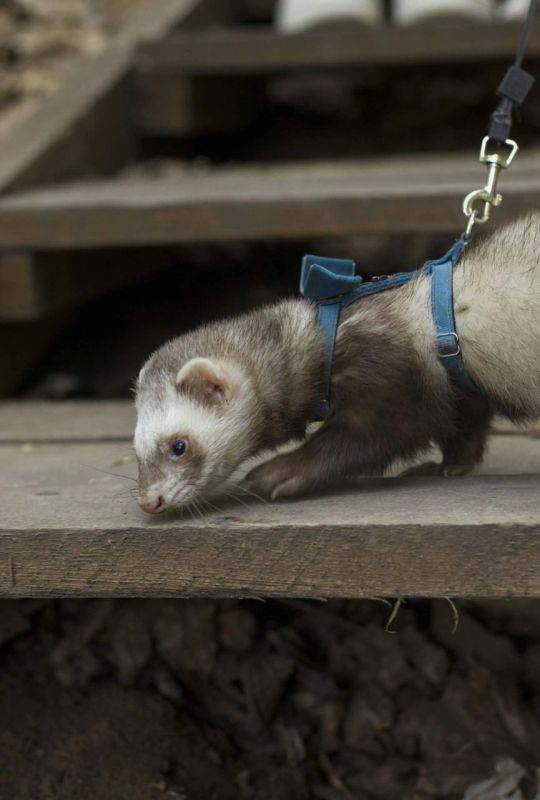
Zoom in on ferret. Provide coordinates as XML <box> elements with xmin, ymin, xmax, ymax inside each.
<box><xmin>134</xmin><ymin>214</ymin><xmax>540</xmax><ymax>514</ymax></box>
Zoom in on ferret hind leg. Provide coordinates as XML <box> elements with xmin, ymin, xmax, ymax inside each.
<box><xmin>402</xmin><ymin>393</ymin><xmax>493</xmax><ymax>478</ymax></box>
<box><xmin>438</xmin><ymin>393</ymin><xmax>494</xmax><ymax>476</ymax></box>
<box><xmin>243</xmin><ymin>421</ymin><xmax>394</xmax><ymax>500</ymax></box>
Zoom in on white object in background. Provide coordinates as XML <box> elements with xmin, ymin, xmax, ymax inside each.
<box><xmin>498</xmin><ymin>0</ymin><xmax>531</xmax><ymax>20</ymax></box>
<box><xmin>394</xmin><ymin>0</ymin><xmax>494</xmax><ymax>25</ymax></box>
<box><xmin>275</xmin><ymin>0</ymin><xmax>382</xmax><ymax>33</ymax></box>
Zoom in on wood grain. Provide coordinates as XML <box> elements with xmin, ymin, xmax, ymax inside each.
<box><xmin>0</xmin><ymin>438</ymin><xmax>538</xmax><ymax>598</ymax></box>
<box><xmin>1</xmin><ymin>151</ymin><xmax>539</xmax><ymax>248</ymax></box>
<box><xmin>0</xmin><ymin>402</ymin><xmax>135</xmax><ymax>442</ymax></box>
<box><xmin>1</xmin><ymin>521</ymin><xmax>538</xmax><ymax>599</ymax></box>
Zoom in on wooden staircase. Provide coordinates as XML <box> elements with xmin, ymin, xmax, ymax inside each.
<box><xmin>1</xmin><ymin>151</ymin><xmax>540</xmax><ymax>252</ymax></box>
<box><xmin>2</xmin><ymin>12</ymin><xmax>540</xmax><ymax>327</ymax></box>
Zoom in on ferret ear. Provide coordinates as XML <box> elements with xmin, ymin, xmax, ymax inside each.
<box><xmin>176</xmin><ymin>357</ymin><xmax>236</xmax><ymax>406</ymax></box>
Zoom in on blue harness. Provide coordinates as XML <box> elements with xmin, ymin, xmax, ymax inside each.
<box><xmin>299</xmin><ymin>237</ymin><xmax>477</xmax><ymax>419</ymax></box>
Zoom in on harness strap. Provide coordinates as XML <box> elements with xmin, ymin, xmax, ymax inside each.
<box><xmin>300</xmin><ymin>239</ymin><xmax>476</xmax><ymax>420</ymax></box>
<box><xmin>316</xmin><ymin>303</ymin><xmax>341</xmax><ymax>418</ymax></box>
<box><xmin>425</xmin><ymin>237</ymin><xmax>478</xmax><ymax>394</ymax></box>
<box><xmin>300</xmin><ymin>254</ymin><xmax>358</xmax><ymax>419</ymax></box>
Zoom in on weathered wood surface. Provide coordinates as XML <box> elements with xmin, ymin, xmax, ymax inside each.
<box><xmin>1</xmin><ymin>151</ymin><xmax>539</xmax><ymax>248</ymax></box>
<box><xmin>0</xmin><ymin>401</ymin><xmax>135</xmax><ymax>442</ymax></box>
<box><xmin>0</xmin><ymin>439</ymin><xmax>538</xmax><ymax>599</ymax></box>
<box><xmin>0</xmin><ymin>0</ymin><xmax>213</xmax><ymax>195</ymax></box>
<box><xmin>137</xmin><ymin>21</ymin><xmax>540</xmax><ymax>77</ymax></box>
<box><xmin>0</xmin><ymin>404</ymin><xmax>538</xmax><ymax>598</ymax></box>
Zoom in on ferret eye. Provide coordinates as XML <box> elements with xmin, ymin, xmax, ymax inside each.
<box><xmin>171</xmin><ymin>439</ymin><xmax>188</xmax><ymax>459</ymax></box>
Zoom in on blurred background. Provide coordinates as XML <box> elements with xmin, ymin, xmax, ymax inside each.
<box><xmin>0</xmin><ymin>0</ymin><xmax>538</xmax><ymax>400</ymax></box>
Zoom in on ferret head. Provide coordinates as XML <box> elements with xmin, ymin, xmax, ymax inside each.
<box><xmin>134</xmin><ymin>355</ymin><xmax>256</xmax><ymax>514</ymax></box>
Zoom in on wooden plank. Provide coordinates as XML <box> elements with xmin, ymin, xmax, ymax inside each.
<box><xmin>135</xmin><ymin>21</ymin><xmax>540</xmax><ymax>136</ymax></box>
<box><xmin>0</xmin><ymin>0</ymin><xmax>215</xmax><ymax>195</ymax></box>
<box><xmin>0</xmin><ymin>440</ymin><xmax>538</xmax><ymax>598</ymax></box>
<box><xmin>122</xmin><ymin>0</ymin><xmax>241</xmax><ymax>34</ymax></box>
<box><xmin>0</xmin><ymin>151</ymin><xmax>539</xmax><ymax>248</ymax></box>
<box><xmin>137</xmin><ymin>21</ymin><xmax>540</xmax><ymax>77</ymax></box>
<box><xmin>0</xmin><ymin>401</ymin><xmax>135</xmax><ymax>443</ymax></box>
<box><xmin>0</xmin><ymin>48</ymin><xmax>135</xmax><ymax>195</ymax></box>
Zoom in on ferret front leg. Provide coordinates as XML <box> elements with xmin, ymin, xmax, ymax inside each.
<box><xmin>243</xmin><ymin>421</ymin><xmax>388</xmax><ymax>500</ymax></box>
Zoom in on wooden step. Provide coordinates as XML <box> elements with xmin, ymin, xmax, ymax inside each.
<box><xmin>135</xmin><ymin>21</ymin><xmax>540</xmax><ymax>136</ymax></box>
<box><xmin>1</xmin><ymin>401</ymin><xmax>539</xmax><ymax>599</ymax></box>
<box><xmin>137</xmin><ymin>21</ymin><xmax>540</xmax><ymax>77</ymax></box>
<box><xmin>1</xmin><ymin>150</ymin><xmax>539</xmax><ymax>249</ymax></box>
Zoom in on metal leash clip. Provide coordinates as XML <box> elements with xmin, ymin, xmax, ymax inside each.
<box><xmin>462</xmin><ymin>136</ymin><xmax>519</xmax><ymax>237</ymax></box>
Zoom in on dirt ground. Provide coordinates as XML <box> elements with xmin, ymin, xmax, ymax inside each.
<box><xmin>1</xmin><ymin>598</ymin><xmax>540</xmax><ymax>800</ymax></box>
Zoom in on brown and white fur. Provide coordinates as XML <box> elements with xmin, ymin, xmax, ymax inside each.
<box><xmin>134</xmin><ymin>214</ymin><xmax>540</xmax><ymax>513</ymax></box>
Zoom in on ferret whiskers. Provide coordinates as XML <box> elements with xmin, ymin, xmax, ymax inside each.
<box><xmin>230</xmin><ymin>482</ymin><xmax>269</xmax><ymax>505</ymax></box>
<box><xmin>196</xmin><ymin>495</ymin><xmax>222</xmax><ymax>516</ymax></box>
<box><xmin>113</xmin><ymin>487</ymin><xmax>139</xmax><ymax>499</ymax></box>
<box><xmin>77</xmin><ymin>462</ymin><xmax>137</xmax><ymax>482</ymax></box>
<box><xmin>188</xmin><ymin>496</ymin><xmax>210</xmax><ymax>528</ymax></box>
<box><xmin>221</xmin><ymin>489</ymin><xmax>251</xmax><ymax>510</ymax></box>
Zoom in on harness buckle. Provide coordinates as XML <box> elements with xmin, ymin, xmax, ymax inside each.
<box><xmin>437</xmin><ymin>332</ymin><xmax>461</xmax><ymax>358</ymax></box>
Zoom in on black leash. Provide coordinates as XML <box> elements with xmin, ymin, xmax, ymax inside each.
<box><xmin>462</xmin><ymin>0</ymin><xmax>537</xmax><ymax>237</ymax></box>
<box><xmin>488</xmin><ymin>0</ymin><xmax>537</xmax><ymax>144</ymax></box>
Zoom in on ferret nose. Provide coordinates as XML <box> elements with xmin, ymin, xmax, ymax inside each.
<box><xmin>139</xmin><ymin>495</ymin><xmax>165</xmax><ymax>514</ymax></box>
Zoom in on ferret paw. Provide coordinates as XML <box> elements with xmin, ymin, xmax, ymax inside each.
<box><xmin>443</xmin><ymin>464</ymin><xmax>476</xmax><ymax>477</ymax></box>
<box><xmin>400</xmin><ymin>461</ymin><xmax>476</xmax><ymax>477</ymax></box>
<box><xmin>399</xmin><ymin>461</ymin><xmax>443</xmax><ymax>477</ymax></box>
<box><xmin>243</xmin><ymin>455</ymin><xmax>311</xmax><ymax>500</ymax></box>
